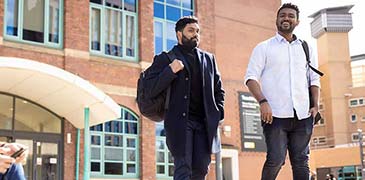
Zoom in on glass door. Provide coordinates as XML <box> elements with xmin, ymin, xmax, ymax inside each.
<box><xmin>15</xmin><ymin>139</ymin><xmax>60</xmax><ymax>180</ymax></box>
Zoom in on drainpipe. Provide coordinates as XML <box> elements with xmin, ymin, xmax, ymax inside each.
<box><xmin>84</xmin><ymin>107</ymin><xmax>90</xmax><ymax>180</ymax></box>
<box><xmin>75</xmin><ymin>129</ymin><xmax>80</xmax><ymax>180</ymax></box>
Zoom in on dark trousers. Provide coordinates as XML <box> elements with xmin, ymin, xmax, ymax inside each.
<box><xmin>173</xmin><ymin>119</ymin><xmax>211</xmax><ymax>180</ymax></box>
<box><xmin>261</xmin><ymin>115</ymin><xmax>313</xmax><ymax>180</ymax></box>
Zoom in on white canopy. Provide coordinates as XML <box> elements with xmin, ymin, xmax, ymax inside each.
<box><xmin>0</xmin><ymin>57</ymin><xmax>120</xmax><ymax>129</ymax></box>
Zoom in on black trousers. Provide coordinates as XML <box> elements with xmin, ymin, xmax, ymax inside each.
<box><xmin>173</xmin><ymin>119</ymin><xmax>211</xmax><ymax>180</ymax></box>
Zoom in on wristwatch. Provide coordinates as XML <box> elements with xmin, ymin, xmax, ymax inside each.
<box><xmin>259</xmin><ymin>98</ymin><xmax>268</xmax><ymax>105</ymax></box>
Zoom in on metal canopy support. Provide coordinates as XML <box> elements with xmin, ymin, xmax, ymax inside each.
<box><xmin>84</xmin><ymin>107</ymin><xmax>90</xmax><ymax>180</ymax></box>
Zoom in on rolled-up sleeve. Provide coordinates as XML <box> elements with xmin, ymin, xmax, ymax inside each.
<box><xmin>244</xmin><ymin>43</ymin><xmax>266</xmax><ymax>86</ymax></box>
<box><xmin>308</xmin><ymin>45</ymin><xmax>321</xmax><ymax>88</ymax></box>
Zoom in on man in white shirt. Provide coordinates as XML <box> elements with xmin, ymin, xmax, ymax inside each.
<box><xmin>244</xmin><ymin>3</ymin><xmax>320</xmax><ymax>180</ymax></box>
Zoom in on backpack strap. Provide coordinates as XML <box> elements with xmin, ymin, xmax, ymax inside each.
<box><xmin>301</xmin><ymin>40</ymin><xmax>324</xmax><ymax>77</ymax></box>
<box><xmin>162</xmin><ymin>50</ymin><xmax>177</xmax><ymax>110</ymax></box>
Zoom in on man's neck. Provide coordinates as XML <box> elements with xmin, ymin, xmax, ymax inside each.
<box><xmin>178</xmin><ymin>43</ymin><xmax>195</xmax><ymax>54</ymax></box>
<box><xmin>278</xmin><ymin>31</ymin><xmax>294</xmax><ymax>42</ymax></box>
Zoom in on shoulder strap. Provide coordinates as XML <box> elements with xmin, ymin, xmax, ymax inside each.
<box><xmin>301</xmin><ymin>41</ymin><xmax>324</xmax><ymax>77</ymax></box>
<box><xmin>162</xmin><ymin>50</ymin><xmax>177</xmax><ymax>110</ymax></box>
<box><xmin>166</xmin><ymin>50</ymin><xmax>176</xmax><ymax>63</ymax></box>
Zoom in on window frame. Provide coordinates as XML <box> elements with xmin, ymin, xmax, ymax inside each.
<box><xmin>153</xmin><ymin>0</ymin><xmax>194</xmax><ymax>55</ymax></box>
<box><xmin>90</xmin><ymin>107</ymin><xmax>139</xmax><ymax>178</ymax></box>
<box><xmin>349</xmin><ymin>98</ymin><xmax>365</xmax><ymax>107</ymax></box>
<box><xmin>155</xmin><ymin>122</ymin><xmax>174</xmax><ymax>179</ymax></box>
<box><xmin>312</xmin><ymin>136</ymin><xmax>327</xmax><ymax>145</ymax></box>
<box><xmin>351</xmin><ymin>114</ymin><xmax>357</xmax><ymax>123</ymax></box>
<box><xmin>89</xmin><ymin>1</ymin><xmax>138</xmax><ymax>62</ymax></box>
<box><xmin>3</xmin><ymin>0</ymin><xmax>64</xmax><ymax>48</ymax></box>
<box><xmin>351</xmin><ymin>133</ymin><xmax>364</xmax><ymax>142</ymax></box>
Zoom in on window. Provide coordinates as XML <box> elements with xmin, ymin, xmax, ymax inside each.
<box><xmin>90</xmin><ymin>0</ymin><xmax>137</xmax><ymax>61</ymax></box>
<box><xmin>0</xmin><ymin>93</ymin><xmax>62</xmax><ymax>133</ymax></box>
<box><xmin>4</xmin><ymin>0</ymin><xmax>63</xmax><ymax>48</ymax></box>
<box><xmin>349</xmin><ymin>98</ymin><xmax>365</xmax><ymax>107</ymax></box>
<box><xmin>359</xmin><ymin>98</ymin><xmax>364</xmax><ymax>105</ymax></box>
<box><xmin>153</xmin><ymin>0</ymin><xmax>194</xmax><ymax>55</ymax></box>
<box><xmin>312</xmin><ymin>137</ymin><xmax>327</xmax><ymax>145</ymax></box>
<box><xmin>350</xmin><ymin>99</ymin><xmax>358</xmax><ymax>107</ymax></box>
<box><xmin>156</xmin><ymin>122</ymin><xmax>174</xmax><ymax>178</ymax></box>
<box><xmin>90</xmin><ymin>107</ymin><xmax>139</xmax><ymax>178</ymax></box>
<box><xmin>352</xmin><ymin>133</ymin><xmax>359</xmax><ymax>141</ymax></box>
<box><xmin>351</xmin><ymin>133</ymin><xmax>365</xmax><ymax>142</ymax></box>
<box><xmin>351</xmin><ymin>114</ymin><xmax>357</xmax><ymax>122</ymax></box>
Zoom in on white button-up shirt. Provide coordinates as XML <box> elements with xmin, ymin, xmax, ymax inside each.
<box><xmin>244</xmin><ymin>33</ymin><xmax>320</xmax><ymax>120</ymax></box>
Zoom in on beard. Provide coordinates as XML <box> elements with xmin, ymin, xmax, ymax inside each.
<box><xmin>181</xmin><ymin>34</ymin><xmax>199</xmax><ymax>50</ymax></box>
<box><xmin>276</xmin><ymin>20</ymin><xmax>296</xmax><ymax>33</ymax></box>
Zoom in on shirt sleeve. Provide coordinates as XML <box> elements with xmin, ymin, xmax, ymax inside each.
<box><xmin>244</xmin><ymin>43</ymin><xmax>266</xmax><ymax>86</ymax></box>
<box><xmin>308</xmin><ymin>44</ymin><xmax>321</xmax><ymax>88</ymax></box>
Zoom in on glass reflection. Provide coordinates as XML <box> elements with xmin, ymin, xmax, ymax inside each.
<box><xmin>14</xmin><ymin>98</ymin><xmax>61</xmax><ymax>133</ymax></box>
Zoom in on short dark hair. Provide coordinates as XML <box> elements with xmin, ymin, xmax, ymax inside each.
<box><xmin>277</xmin><ymin>3</ymin><xmax>300</xmax><ymax>19</ymax></box>
<box><xmin>175</xmin><ymin>16</ymin><xmax>199</xmax><ymax>32</ymax></box>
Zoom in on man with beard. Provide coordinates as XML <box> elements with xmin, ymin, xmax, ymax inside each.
<box><xmin>146</xmin><ymin>16</ymin><xmax>225</xmax><ymax>180</ymax></box>
<box><xmin>244</xmin><ymin>3</ymin><xmax>320</xmax><ymax>180</ymax></box>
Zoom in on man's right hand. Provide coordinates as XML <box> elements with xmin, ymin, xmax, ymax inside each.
<box><xmin>169</xmin><ymin>59</ymin><xmax>184</xmax><ymax>73</ymax></box>
<box><xmin>260</xmin><ymin>102</ymin><xmax>273</xmax><ymax>124</ymax></box>
<box><xmin>0</xmin><ymin>148</ymin><xmax>14</xmax><ymax>174</ymax></box>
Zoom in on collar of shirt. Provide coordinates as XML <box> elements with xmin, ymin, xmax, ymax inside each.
<box><xmin>274</xmin><ymin>32</ymin><xmax>301</xmax><ymax>45</ymax></box>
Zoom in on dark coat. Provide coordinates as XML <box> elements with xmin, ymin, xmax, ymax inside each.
<box><xmin>146</xmin><ymin>45</ymin><xmax>225</xmax><ymax>157</ymax></box>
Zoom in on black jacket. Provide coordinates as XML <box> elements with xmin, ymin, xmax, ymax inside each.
<box><xmin>146</xmin><ymin>45</ymin><xmax>225</xmax><ymax>157</ymax></box>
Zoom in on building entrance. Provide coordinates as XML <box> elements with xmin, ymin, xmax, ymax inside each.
<box><xmin>0</xmin><ymin>93</ymin><xmax>63</xmax><ymax>180</ymax></box>
<box><xmin>0</xmin><ymin>135</ymin><xmax>62</xmax><ymax>180</ymax></box>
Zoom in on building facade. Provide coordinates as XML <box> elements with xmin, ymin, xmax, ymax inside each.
<box><xmin>0</xmin><ymin>0</ymin><xmax>283</xmax><ymax>179</ymax></box>
<box><xmin>308</xmin><ymin>5</ymin><xmax>365</xmax><ymax>180</ymax></box>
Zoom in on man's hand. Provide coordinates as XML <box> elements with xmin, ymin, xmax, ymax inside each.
<box><xmin>169</xmin><ymin>59</ymin><xmax>184</xmax><ymax>73</ymax></box>
<box><xmin>5</xmin><ymin>143</ymin><xmax>28</xmax><ymax>164</ymax></box>
<box><xmin>309</xmin><ymin>106</ymin><xmax>319</xmax><ymax>118</ymax></box>
<box><xmin>0</xmin><ymin>147</ymin><xmax>14</xmax><ymax>174</ymax></box>
<box><xmin>260</xmin><ymin>102</ymin><xmax>273</xmax><ymax>124</ymax></box>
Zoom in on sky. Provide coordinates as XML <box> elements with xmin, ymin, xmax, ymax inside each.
<box><xmin>281</xmin><ymin>0</ymin><xmax>365</xmax><ymax>56</ymax></box>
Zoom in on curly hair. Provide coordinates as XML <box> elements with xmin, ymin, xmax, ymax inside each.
<box><xmin>277</xmin><ymin>3</ymin><xmax>300</xmax><ymax>19</ymax></box>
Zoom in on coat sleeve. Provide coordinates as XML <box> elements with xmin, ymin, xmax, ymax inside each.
<box><xmin>212</xmin><ymin>55</ymin><xmax>225</xmax><ymax>120</ymax></box>
<box><xmin>145</xmin><ymin>53</ymin><xmax>177</xmax><ymax>98</ymax></box>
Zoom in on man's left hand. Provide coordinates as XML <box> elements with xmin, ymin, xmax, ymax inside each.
<box><xmin>309</xmin><ymin>106</ymin><xmax>319</xmax><ymax>118</ymax></box>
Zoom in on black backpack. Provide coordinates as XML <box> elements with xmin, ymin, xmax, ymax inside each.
<box><xmin>136</xmin><ymin>50</ymin><xmax>176</xmax><ymax>122</ymax></box>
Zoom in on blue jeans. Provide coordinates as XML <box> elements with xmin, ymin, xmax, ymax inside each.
<box><xmin>173</xmin><ymin>120</ymin><xmax>211</xmax><ymax>180</ymax></box>
<box><xmin>261</xmin><ymin>115</ymin><xmax>313</xmax><ymax>180</ymax></box>
<box><xmin>0</xmin><ymin>163</ymin><xmax>26</xmax><ymax>180</ymax></box>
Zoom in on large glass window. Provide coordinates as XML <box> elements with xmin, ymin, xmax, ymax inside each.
<box><xmin>90</xmin><ymin>0</ymin><xmax>137</xmax><ymax>61</ymax></box>
<box><xmin>153</xmin><ymin>0</ymin><xmax>193</xmax><ymax>55</ymax></box>
<box><xmin>156</xmin><ymin>122</ymin><xmax>174</xmax><ymax>178</ymax></box>
<box><xmin>0</xmin><ymin>93</ymin><xmax>62</xmax><ymax>133</ymax></box>
<box><xmin>90</xmin><ymin>107</ymin><xmax>139</xmax><ymax>178</ymax></box>
<box><xmin>0</xmin><ymin>94</ymin><xmax>13</xmax><ymax>130</ymax></box>
<box><xmin>4</xmin><ymin>0</ymin><xmax>63</xmax><ymax>48</ymax></box>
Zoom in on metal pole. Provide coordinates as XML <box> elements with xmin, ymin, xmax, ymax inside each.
<box><xmin>75</xmin><ymin>128</ymin><xmax>80</xmax><ymax>180</ymax></box>
<box><xmin>215</xmin><ymin>128</ymin><xmax>223</xmax><ymax>180</ymax></box>
<box><xmin>358</xmin><ymin>129</ymin><xmax>365</xmax><ymax>180</ymax></box>
<box><xmin>215</xmin><ymin>151</ymin><xmax>222</xmax><ymax>180</ymax></box>
<box><xmin>84</xmin><ymin>107</ymin><xmax>90</xmax><ymax>180</ymax></box>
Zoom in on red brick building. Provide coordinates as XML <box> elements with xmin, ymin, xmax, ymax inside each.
<box><xmin>0</xmin><ymin>0</ymin><xmax>282</xmax><ymax>179</ymax></box>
